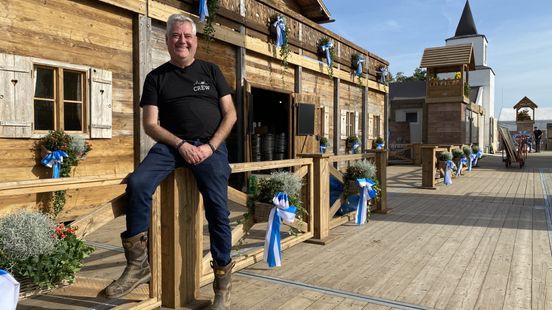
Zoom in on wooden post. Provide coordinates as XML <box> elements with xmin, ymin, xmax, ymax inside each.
<box><xmin>421</xmin><ymin>146</ymin><xmax>437</xmax><ymax>189</ymax></box>
<box><xmin>374</xmin><ymin>150</ymin><xmax>390</xmax><ymax>213</ymax></box>
<box><xmin>300</xmin><ymin>154</ymin><xmax>334</xmax><ymax>244</ymax></box>
<box><xmin>161</xmin><ymin>168</ymin><xmax>204</xmax><ymax>308</ymax></box>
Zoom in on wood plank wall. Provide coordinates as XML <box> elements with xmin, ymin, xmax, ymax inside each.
<box><xmin>0</xmin><ymin>0</ymin><xmax>134</xmax><ymax>220</ymax></box>
<box><xmin>339</xmin><ymin>80</ymin><xmax>363</xmax><ymax>152</ymax></box>
<box><xmin>245</xmin><ymin>52</ymin><xmax>295</xmax><ymax>92</ymax></box>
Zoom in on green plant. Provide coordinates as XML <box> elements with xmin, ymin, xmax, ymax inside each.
<box><xmin>0</xmin><ymin>214</ymin><xmax>94</xmax><ymax>289</ymax></box>
<box><xmin>38</xmin><ymin>130</ymin><xmax>91</xmax><ymax>217</ymax></box>
<box><xmin>320</xmin><ymin>136</ymin><xmax>328</xmax><ymax>145</ymax></box>
<box><xmin>472</xmin><ymin>145</ymin><xmax>480</xmax><ymax>153</ymax></box>
<box><xmin>463</xmin><ymin>146</ymin><xmax>472</xmax><ymax>157</ymax></box>
<box><xmin>0</xmin><ymin>212</ymin><xmax>58</xmax><ymax>262</ymax></box>
<box><xmin>452</xmin><ymin>148</ymin><xmax>464</xmax><ymax>159</ymax></box>
<box><xmin>318</xmin><ymin>37</ymin><xmax>334</xmax><ymax>78</ymax></box>
<box><xmin>439</xmin><ymin>151</ymin><xmax>453</xmax><ymax>161</ymax></box>
<box><xmin>254</xmin><ymin>171</ymin><xmax>307</xmax><ymax>232</ymax></box>
<box><xmin>271</xmin><ymin>15</ymin><xmax>290</xmax><ymax>70</ymax></box>
<box><xmin>345</xmin><ymin>160</ymin><xmax>377</xmax><ymax>181</ymax></box>
<box><xmin>346</xmin><ymin>135</ymin><xmax>360</xmax><ymax>145</ymax></box>
<box><xmin>375</xmin><ymin>137</ymin><xmax>384</xmax><ymax>144</ymax></box>
<box><xmin>464</xmin><ymin>81</ymin><xmax>471</xmax><ymax>97</ymax></box>
<box><xmin>202</xmin><ymin>0</ymin><xmax>220</xmax><ymax>45</ymax></box>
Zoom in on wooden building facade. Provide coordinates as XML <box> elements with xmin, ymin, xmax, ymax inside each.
<box><xmin>0</xmin><ymin>0</ymin><xmax>388</xmax><ymax>219</ymax></box>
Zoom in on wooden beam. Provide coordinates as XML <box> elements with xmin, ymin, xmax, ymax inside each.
<box><xmin>328</xmin><ymin>165</ymin><xmax>343</xmax><ymax>183</ymax></box>
<box><xmin>229</xmin><ymin>158</ymin><xmax>312</xmax><ymax>173</ymax></box>
<box><xmin>293</xmin><ymin>165</ymin><xmax>309</xmax><ymax>179</ymax></box>
<box><xmin>71</xmin><ymin>195</ymin><xmax>126</xmax><ymax>239</ymax></box>
<box><xmin>98</xmin><ymin>0</ymin><xmax>146</xmax><ymax>14</ymax></box>
<box><xmin>0</xmin><ymin>175</ymin><xmax>127</xmax><ymax>197</ymax></box>
<box><xmin>329</xmin><ymin>196</ymin><xmax>342</xmax><ymax>218</ymax></box>
<box><xmin>228</xmin><ymin>186</ymin><xmax>248</xmax><ymax>206</ymax></box>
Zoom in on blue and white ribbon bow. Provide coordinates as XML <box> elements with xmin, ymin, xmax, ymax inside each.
<box><xmin>444</xmin><ymin>160</ymin><xmax>457</xmax><ymax>186</ymax></box>
<box><xmin>199</xmin><ymin>0</ymin><xmax>209</xmax><ymax>22</ymax></box>
<box><xmin>456</xmin><ymin>156</ymin><xmax>467</xmax><ymax>176</ymax></box>
<box><xmin>273</xmin><ymin>16</ymin><xmax>286</xmax><ymax>48</ymax></box>
<box><xmin>264</xmin><ymin>192</ymin><xmax>297</xmax><ymax>267</ymax></box>
<box><xmin>352</xmin><ymin>141</ymin><xmax>360</xmax><ymax>153</ymax></box>
<box><xmin>468</xmin><ymin>153</ymin><xmax>477</xmax><ymax>171</ymax></box>
<box><xmin>0</xmin><ymin>269</ymin><xmax>19</xmax><ymax>310</ymax></box>
<box><xmin>320</xmin><ymin>144</ymin><xmax>327</xmax><ymax>154</ymax></box>
<box><xmin>376</xmin><ymin>143</ymin><xmax>385</xmax><ymax>150</ymax></box>
<box><xmin>320</xmin><ymin>41</ymin><xmax>333</xmax><ymax>66</ymax></box>
<box><xmin>473</xmin><ymin>150</ymin><xmax>483</xmax><ymax>166</ymax></box>
<box><xmin>355</xmin><ymin>56</ymin><xmax>365</xmax><ymax>77</ymax></box>
<box><xmin>355</xmin><ymin>178</ymin><xmax>377</xmax><ymax>225</ymax></box>
<box><xmin>41</xmin><ymin>150</ymin><xmax>68</xmax><ymax>178</ymax></box>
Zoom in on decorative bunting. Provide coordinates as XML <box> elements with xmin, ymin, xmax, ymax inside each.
<box><xmin>264</xmin><ymin>192</ymin><xmax>297</xmax><ymax>267</ymax></box>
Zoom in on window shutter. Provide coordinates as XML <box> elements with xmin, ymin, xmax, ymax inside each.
<box><xmin>90</xmin><ymin>68</ymin><xmax>112</xmax><ymax>138</ymax></box>
<box><xmin>324</xmin><ymin>108</ymin><xmax>329</xmax><ymax>137</ymax></box>
<box><xmin>0</xmin><ymin>53</ymin><xmax>32</xmax><ymax>138</ymax></box>
<box><xmin>340</xmin><ymin>110</ymin><xmax>347</xmax><ymax>139</ymax></box>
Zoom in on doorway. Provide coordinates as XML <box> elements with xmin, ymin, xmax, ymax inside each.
<box><xmin>249</xmin><ymin>87</ymin><xmax>291</xmax><ymax>161</ymax></box>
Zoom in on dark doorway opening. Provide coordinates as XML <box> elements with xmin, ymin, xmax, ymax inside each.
<box><xmin>250</xmin><ymin>87</ymin><xmax>291</xmax><ymax>162</ymax></box>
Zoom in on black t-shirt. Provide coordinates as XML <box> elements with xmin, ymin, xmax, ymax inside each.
<box><xmin>534</xmin><ymin>129</ymin><xmax>543</xmax><ymax>140</ymax></box>
<box><xmin>140</xmin><ymin>60</ymin><xmax>232</xmax><ymax>140</ymax></box>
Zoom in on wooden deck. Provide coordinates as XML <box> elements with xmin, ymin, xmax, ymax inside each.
<box><xmin>18</xmin><ymin>151</ymin><xmax>552</xmax><ymax>309</ymax></box>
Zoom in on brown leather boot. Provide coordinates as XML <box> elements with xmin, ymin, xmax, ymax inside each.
<box><xmin>209</xmin><ymin>260</ymin><xmax>235</xmax><ymax>309</ymax></box>
<box><xmin>105</xmin><ymin>231</ymin><xmax>151</xmax><ymax>299</ymax></box>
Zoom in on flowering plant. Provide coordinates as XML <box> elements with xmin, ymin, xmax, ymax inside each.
<box><xmin>318</xmin><ymin>37</ymin><xmax>335</xmax><ymax>78</ymax></box>
<box><xmin>0</xmin><ymin>212</ymin><xmax>94</xmax><ymax>289</ymax></box>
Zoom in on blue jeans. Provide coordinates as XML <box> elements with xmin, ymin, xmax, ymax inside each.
<box><xmin>125</xmin><ymin>142</ymin><xmax>232</xmax><ymax>266</ymax></box>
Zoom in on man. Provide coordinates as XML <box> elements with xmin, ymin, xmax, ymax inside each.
<box><xmin>534</xmin><ymin>126</ymin><xmax>543</xmax><ymax>152</ymax></box>
<box><xmin>105</xmin><ymin>14</ymin><xmax>237</xmax><ymax>309</ymax></box>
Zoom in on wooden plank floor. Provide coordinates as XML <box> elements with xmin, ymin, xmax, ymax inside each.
<box><xmin>18</xmin><ymin>151</ymin><xmax>552</xmax><ymax>309</ymax></box>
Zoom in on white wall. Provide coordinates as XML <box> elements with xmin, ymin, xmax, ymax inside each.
<box><xmin>446</xmin><ymin>35</ymin><xmax>487</xmax><ymax>66</ymax></box>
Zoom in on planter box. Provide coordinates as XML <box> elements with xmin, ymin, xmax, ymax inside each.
<box><xmin>253</xmin><ymin>201</ymin><xmax>308</xmax><ymax>232</ymax></box>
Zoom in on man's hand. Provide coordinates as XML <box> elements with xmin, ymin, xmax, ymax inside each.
<box><xmin>178</xmin><ymin>143</ymin><xmax>213</xmax><ymax>165</ymax></box>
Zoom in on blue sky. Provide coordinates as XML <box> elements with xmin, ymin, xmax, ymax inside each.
<box><xmin>322</xmin><ymin>0</ymin><xmax>552</xmax><ymax>116</ymax></box>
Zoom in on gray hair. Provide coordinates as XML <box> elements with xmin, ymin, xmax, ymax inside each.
<box><xmin>166</xmin><ymin>14</ymin><xmax>197</xmax><ymax>37</ymax></box>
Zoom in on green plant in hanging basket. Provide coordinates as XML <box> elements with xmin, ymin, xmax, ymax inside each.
<box><xmin>271</xmin><ymin>14</ymin><xmax>290</xmax><ymax>70</ymax></box>
<box><xmin>37</xmin><ymin>130</ymin><xmax>91</xmax><ymax>217</ymax></box>
<box><xmin>352</xmin><ymin>53</ymin><xmax>364</xmax><ymax>84</ymax></box>
<box><xmin>319</xmin><ymin>136</ymin><xmax>328</xmax><ymax>145</ymax></box>
<box><xmin>472</xmin><ymin>145</ymin><xmax>480</xmax><ymax>153</ymax></box>
<box><xmin>463</xmin><ymin>146</ymin><xmax>472</xmax><ymax>157</ymax></box>
<box><xmin>318</xmin><ymin>37</ymin><xmax>335</xmax><ymax>78</ymax></box>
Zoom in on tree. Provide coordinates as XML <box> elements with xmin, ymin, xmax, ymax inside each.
<box><xmin>390</xmin><ymin>67</ymin><xmax>427</xmax><ymax>83</ymax></box>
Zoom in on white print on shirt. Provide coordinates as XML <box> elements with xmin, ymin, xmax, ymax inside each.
<box><xmin>193</xmin><ymin>81</ymin><xmax>211</xmax><ymax>92</ymax></box>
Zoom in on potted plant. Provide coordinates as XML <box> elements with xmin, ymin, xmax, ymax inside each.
<box><xmin>342</xmin><ymin>160</ymin><xmax>380</xmax><ymax>215</ymax></box>
<box><xmin>0</xmin><ymin>212</ymin><xmax>94</xmax><ymax>296</ymax></box>
<box><xmin>319</xmin><ymin>136</ymin><xmax>328</xmax><ymax>153</ymax></box>
<box><xmin>346</xmin><ymin>135</ymin><xmax>360</xmax><ymax>154</ymax></box>
<box><xmin>438</xmin><ymin>151</ymin><xmax>453</xmax><ymax>177</ymax></box>
<box><xmin>374</xmin><ymin>137</ymin><xmax>385</xmax><ymax>150</ymax></box>
<box><xmin>352</xmin><ymin>53</ymin><xmax>364</xmax><ymax>84</ymax></box>
<box><xmin>318</xmin><ymin>37</ymin><xmax>334</xmax><ymax>78</ymax></box>
<box><xmin>270</xmin><ymin>14</ymin><xmax>290</xmax><ymax>69</ymax></box>
<box><xmin>252</xmin><ymin>171</ymin><xmax>307</xmax><ymax>233</ymax></box>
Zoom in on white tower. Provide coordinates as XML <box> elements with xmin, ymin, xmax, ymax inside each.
<box><xmin>446</xmin><ymin>0</ymin><xmax>496</xmax><ymax>151</ymax></box>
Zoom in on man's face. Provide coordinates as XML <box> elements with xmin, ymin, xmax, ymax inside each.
<box><xmin>166</xmin><ymin>21</ymin><xmax>197</xmax><ymax>63</ymax></box>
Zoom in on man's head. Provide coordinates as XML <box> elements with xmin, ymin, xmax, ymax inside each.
<box><xmin>535</xmin><ymin>126</ymin><xmax>538</xmax><ymax>130</ymax></box>
<box><xmin>166</xmin><ymin>15</ymin><xmax>197</xmax><ymax>66</ymax></box>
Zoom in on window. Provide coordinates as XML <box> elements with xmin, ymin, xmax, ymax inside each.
<box><xmin>405</xmin><ymin>112</ymin><xmax>418</xmax><ymax>123</ymax></box>
<box><xmin>33</xmin><ymin>66</ymin><xmax>86</xmax><ymax>132</ymax></box>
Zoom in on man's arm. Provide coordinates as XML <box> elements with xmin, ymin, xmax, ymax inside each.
<box><xmin>143</xmin><ymin>105</ymin><xmax>203</xmax><ymax>164</ymax></box>
<box><xmin>197</xmin><ymin>94</ymin><xmax>237</xmax><ymax>160</ymax></box>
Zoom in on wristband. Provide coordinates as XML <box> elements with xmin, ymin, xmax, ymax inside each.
<box><xmin>207</xmin><ymin>142</ymin><xmax>216</xmax><ymax>153</ymax></box>
<box><xmin>176</xmin><ymin>140</ymin><xmax>186</xmax><ymax>150</ymax></box>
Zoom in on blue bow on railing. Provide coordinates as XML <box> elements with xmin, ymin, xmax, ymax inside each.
<box><xmin>456</xmin><ymin>156</ymin><xmax>467</xmax><ymax>176</ymax></box>
<box><xmin>320</xmin><ymin>144</ymin><xmax>327</xmax><ymax>154</ymax></box>
<box><xmin>444</xmin><ymin>160</ymin><xmax>457</xmax><ymax>186</ymax></box>
<box><xmin>320</xmin><ymin>41</ymin><xmax>333</xmax><ymax>66</ymax></box>
<box><xmin>41</xmin><ymin>150</ymin><xmax>68</xmax><ymax>178</ymax></box>
<box><xmin>273</xmin><ymin>16</ymin><xmax>285</xmax><ymax>48</ymax></box>
<box><xmin>355</xmin><ymin>56</ymin><xmax>365</xmax><ymax>77</ymax></box>
<box><xmin>376</xmin><ymin>143</ymin><xmax>385</xmax><ymax>150</ymax></box>
<box><xmin>199</xmin><ymin>0</ymin><xmax>209</xmax><ymax>22</ymax></box>
<box><xmin>352</xmin><ymin>142</ymin><xmax>360</xmax><ymax>154</ymax></box>
<box><xmin>264</xmin><ymin>192</ymin><xmax>297</xmax><ymax>267</ymax></box>
<box><xmin>355</xmin><ymin>178</ymin><xmax>376</xmax><ymax>225</ymax></box>
<box><xmin>468</xmin><ymin>153</ymin><xmax>477</xmax><ymax>171</ymax></box>
<box><xmin>473</xmin><ymin>150</ymin><xmax>483</xmax><ymax>166</ymax></box>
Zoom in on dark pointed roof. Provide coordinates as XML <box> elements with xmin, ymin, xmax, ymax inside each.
<box><xmin>454</xmin><ymin>0</ymin><xmax>478</xmax><ymax>37</ymax></box>
<box><xmin>513</xmin><ymin>96</ymin><xmax>538</xmax><ymax>110</ymax></box>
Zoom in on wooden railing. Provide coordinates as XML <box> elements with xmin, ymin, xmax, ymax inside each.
<box><xmin>421</xmin><ymin>144</ymin><xmax>469</xmax><ymax>189</ymax></box>
<box><xmin>299</xmin><ymin>150</ymin><xmax>388</xmax><ymax>244</ymax></box>
<box><xmin>0</xmin><ymin>175</ymin><xmax>163</xmax><ymax>310</ymax></box>
<box><xmin>0</xmin><ymin>154</ymin><xmax>390</xmax><ymax>308</ymax></box>
<box><xmin>427</xmin><ymin>78</ymin><xmax>463</xmax><ymax>99</ymax></box>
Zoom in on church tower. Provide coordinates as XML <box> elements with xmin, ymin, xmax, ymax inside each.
<box><xmin>446</xmin><ymin>0</ymin><xmax>496</xmax><ymax>152</ymax></box>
